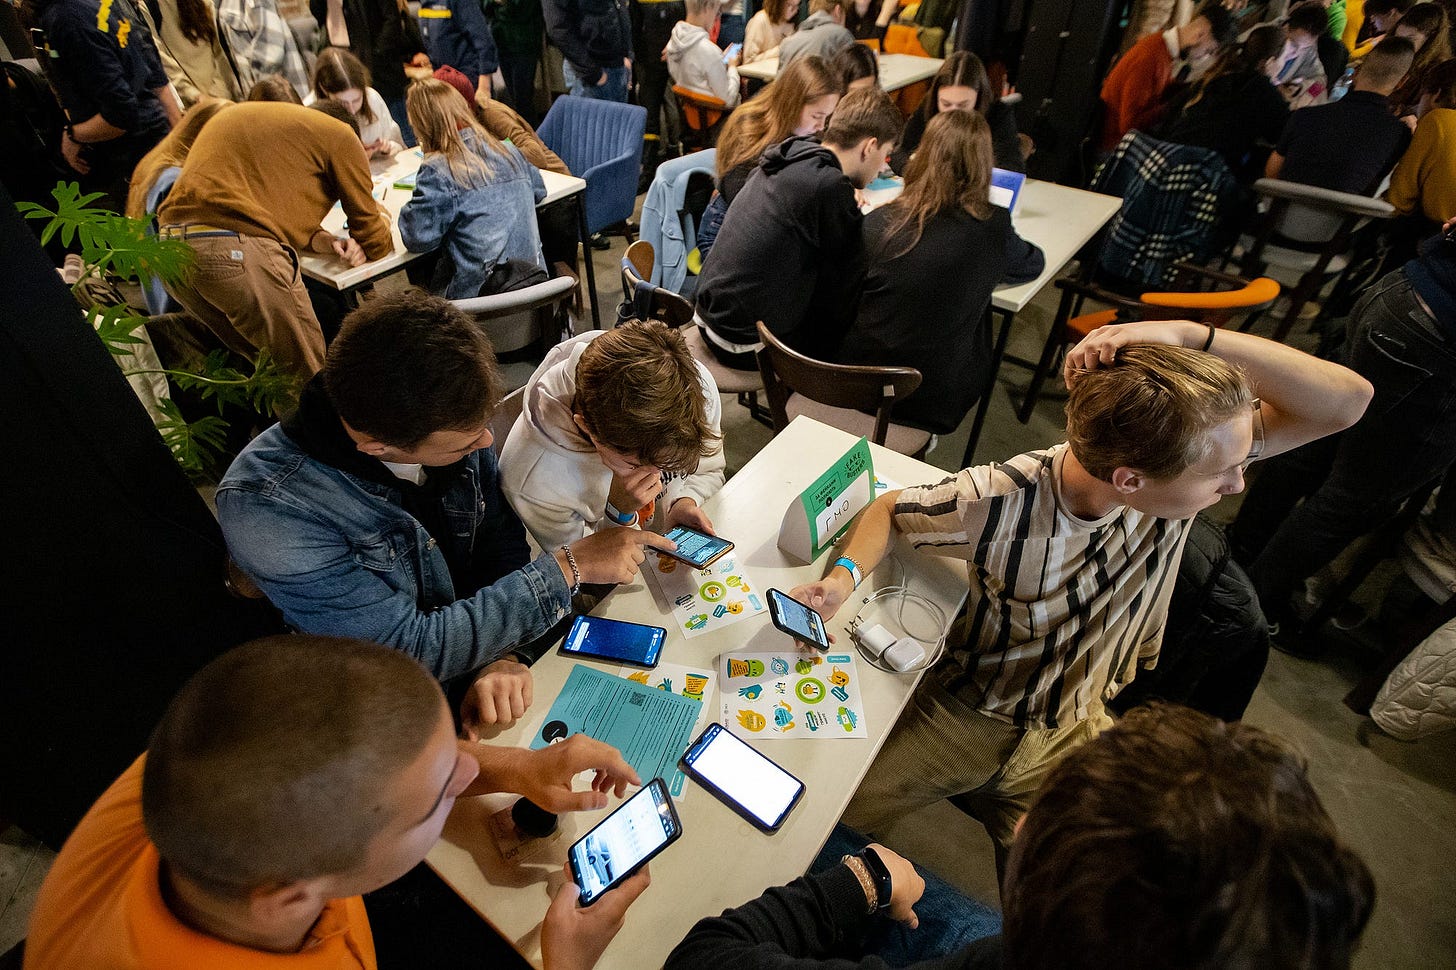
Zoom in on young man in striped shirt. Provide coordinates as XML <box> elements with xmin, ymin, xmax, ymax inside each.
<box><xmin>791</xmin><ymin>320</ymin><xmax>1372</xmax><ymax>873</ymax></box>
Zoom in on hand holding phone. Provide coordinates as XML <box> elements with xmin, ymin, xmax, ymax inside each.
<box><xmin>568</xmin><ymin>778</ymin><xmax>681</xmax><ymax>904</ymax></box>
<box><xmin>722</xmin><ymin>42</ymin><xmax>743</xmax><ymax>64</ymax></box>
<box><xmin>659</xmin><ymin>526</ymin><xmax>734</xmax><ymax>568</ymax></box>
<box><xmin>767</xmin><ymin>588</ymin><xmax>832</xmax><ymax>650</ymax></box>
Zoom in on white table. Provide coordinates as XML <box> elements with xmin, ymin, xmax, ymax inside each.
<box><xmin>427</xmin><ymin>417</ymin><xmax>969</xmax><ymax>970</ymax></box>
<box><xmin>300</xmin><ymin>148</ymin><xmax>599</xmax><ymax>323</ymax></box>
<box><xmin>739</xmin><ymin>52</ymin><xmax>943</xmax><ymax>91</ymax></box>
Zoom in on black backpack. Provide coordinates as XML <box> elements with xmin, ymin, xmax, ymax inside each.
<box><xmin>0</xmin><ymin>58</ymin><xmax>69</xmax><ymax>189</ymax></box>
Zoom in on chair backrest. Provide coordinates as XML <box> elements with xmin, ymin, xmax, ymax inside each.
<box><xmin>672</xmin><ymin>85</ymin><xmax>728</xmax><ymax>137</ymax></box>
<box><xmin>1251</xmin><ymin>177</ymin><xmax>1395</xmax><ymax>248</ymax></box>
<box><xmin>754</xmin><ymin>321</ymin><xmax>921</xmax><ymax>446</ymax></box>
<box><xmin>620</xmin><ymin>256</ymin><xmax>696</xmax><ymax>328</ymax></box>
<box><xmin>490</xmin><ymin>386</ymin><xmax>525</xmax><ymax>457</ymax></box>
<box><xmin>451</xmin><ymin>275</ymin><xmax>577</xmax><ymax>354</ymax></box>
<box><xmin>624</xmin><ymin>239</ymin><xmax>655</xmax><ymax>296</ymax></box>
<box><xmin>537</xmin><ymin>95</ymin><xmax>647</xmax><ymax>175</ymax></box>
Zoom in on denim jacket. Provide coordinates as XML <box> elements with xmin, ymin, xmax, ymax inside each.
<box><xmin>217</xmin><ymin>406</ymin><xmax>572</xmax><ymax>682</ymax></box>
<box><xmin>399</xmin><ymin>131</ymin><xmax>547</xmax><ymax>299</ymax></box>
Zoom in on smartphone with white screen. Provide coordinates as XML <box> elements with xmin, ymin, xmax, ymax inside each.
<box><xmin>568</xmin><ymin>778</ymin><xmax>681</xmax><ymax>905</ymax></box>
<box><xmin>659</xmin><ymin>526</ymin><xmax>735</xmax><ymax>569</ymax></box>
<box><xmin>559</xmin><ymin>615</ymin><xmax>666</xmax><ymax>668</ymax></box>
<box><xmin>722</xmin><ymin>42</ymin><xmax>743</xmax><ymax>63</ymax></box>
<box><xmin>766</xmin><ymin>588</ymin><xmax>831</xmax><ymax>650</ymax></box>
<box><xmin>680</xmin><ymin>722</ymin><xmax>805</xmax><ymax>832</ymax></box>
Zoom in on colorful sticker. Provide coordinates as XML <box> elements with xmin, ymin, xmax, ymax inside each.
<box><xmin>737</xmin><ymin>709</ymin><xmax>766</xmax><ymax>732</ymax></box>
<box><xmin>796</xmin><ymin>678</ymin><xmax>826</xmax><ymax>704</ymax></box>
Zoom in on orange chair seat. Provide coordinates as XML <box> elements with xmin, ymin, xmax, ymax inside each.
<box><xmin>1067</xmin><ymin>308</ymin><xmax>1120</xmax><ymax>339</ymax></box>
<box><xmin>672</xmin><ymin>85</ymin><xmax>728</xmax><ymax>132</ymax></box>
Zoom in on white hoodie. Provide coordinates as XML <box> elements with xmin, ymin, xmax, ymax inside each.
<box><xmin>499</xmin><ymin>331</ymin><xmax>727</xmax><ymax>553</ymax></box>
<box><xmin>665</xmin><ymin>21</ymin><xmax>742</xmax><ymax>107</ymax></box>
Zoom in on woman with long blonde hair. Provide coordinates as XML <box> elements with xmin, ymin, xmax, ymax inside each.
<box><xmin>837</xmin><ymin>110</ymin><xmax>1044</xmax><ymax>434</ymax></box>
<box><xmin>398</xmin><ymin>78</ymin><xmax>548</xmax><ymax>298</ymax></box>
<box><xmin>696</xmin><ymin>54</ymin><xmax>844</xmax><ymax>259</ymax></box>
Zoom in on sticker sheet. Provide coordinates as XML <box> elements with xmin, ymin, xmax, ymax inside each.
<box><xmin>614</xmin><ymin>663</ymin><xmax>718</xmax><ymax>798</ymax></box>
<box><xmin>643</xmin><ymin>549</ymin><xmax>766</xmax><ymax>639</ymax></box>
<box><xmin>719</xmin><ymin>651</ymin><xmax>867</xmax><ymax>739</ymax></box>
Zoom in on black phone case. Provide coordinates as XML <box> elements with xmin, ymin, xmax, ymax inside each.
<box><xmin>559</xmin><ymin>618</ymin><xmax>667</xmax><ymax>668</ymax></box>
<box><xmin>569</xmin><ymin>779</ymin><xmax>682</xmax><ymax>905</ymax></box>
<box><xmin>766</xmin><ymin>589</ymin><xmax>831</xmax><ymax>650</ymax></box>
<box><xmin>679</xmin><ymin>724</ymin><xmax>805</xmax><ymax>833</ymax></box>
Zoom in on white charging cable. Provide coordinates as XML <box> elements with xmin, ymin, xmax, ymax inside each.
<box><xmin>845</xmin><ymin>582</ymin><xmax>949</xmax><ymax>674</ymax></box>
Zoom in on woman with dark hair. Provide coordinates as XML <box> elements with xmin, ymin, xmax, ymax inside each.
<box><xmin>890</xmin><ymin>50</ymin><xmax>1023</xmax><ymax>174</ymax></box>
<box><xmin>832</xmin><ymin>41</ymin><xmax>879</xmax><ymax>90</ymax></box>
<box><xmin>1160</xmin><ymin>24</ymin><xmax>1289</xmax><ymax>181</ymax></box>
<box><xmin>1390</xmin><ymin>1</ymin><xmax>1455</xmax><ymax>113</ymax></box>
<box><xmin>306</xmin><ymin>47</ymin><xmax>404</xmax><ymax>156</ymax></box>
<box><xmin>135</xmin><ymin>0</ymin><xmax>242</xmax><ymax>105</ymax></box>
<box><xmin>309</xmin><ymin>0</ymin><xmax>429</xmax><ymax>140</ymax></box>
<box><xmin>838</xmin><ymin>110</ymin><xmax>1044</xmax><ymax>435</ymax></box>
<box><xmin>744</xmin><ymin>0</ymin><xmax>800</xmax><ymax>63</ymax></box>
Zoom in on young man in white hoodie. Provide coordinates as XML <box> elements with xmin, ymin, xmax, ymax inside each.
<box><xmin>500</xmin><ymin>320</ymin><xmax>727</xmax><ymax>553</ymax></box>
<box><xmin>666</xmin><ymin>0</ymin><xmax>744</xmax><ymax>106</ymax></box>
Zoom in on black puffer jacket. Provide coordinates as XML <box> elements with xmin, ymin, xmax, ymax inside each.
<box><xmin>1112</xmin><ymin>515</ymin><xmax>1270</xmax><ymax>722</ymax></box>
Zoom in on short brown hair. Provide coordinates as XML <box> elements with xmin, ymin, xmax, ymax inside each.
<box><xmin>1421</xmin><ymin>56</ymin><xmax>1456</xmax><ymax>105</ymax></box>
<box><xmin>1358</xmin><ymin>36</ymin><xmax>1417</xmax><ymax>89</ymax></box>
<box><xmin>809</xmin><ymin>0</ymin><xmax>845</xmax><ymax>13</ymax></box>
<box><xmin>143</xmin><ymin>636</ymin><xmax>444</xmax><ymax>897</ymax></box>
<box><xmin>822</xmin><ymin>85</ymin><xmax>904</xmax><ymax>149</ymax></box>
<box><xmin>574</xmin><ymin>321</ymin><xmax>718</xmax><ymax>471</ymax></box>
<box><xmin>324</xmin><ymin>293</ymin><xmax>504</xmax><ymax>448</ymax></box>
<box><xmin>1004</xmin><ymin>705</ymin><xmax>1375</xmax><ymax>970</ymax></box>
<box><xmin>309</xmin><ymin>98</ymin><xmax>361</xmax><ymax>136</ymax></box>
<box><xmin>246</xmin><ymin>74</ymin><xmax>303</xmax><ymax>104</ymax></box>
<box><xmin>1065</xmin><ymin>344</ymin><xmax>1251</xmax><ymax>481</ymax></box>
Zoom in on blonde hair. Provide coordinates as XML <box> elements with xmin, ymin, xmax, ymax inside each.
<box><xmin>405</xmin><ymin>78</ymin><xmax>509</xmax><ymax>187</ymax></box>
<box><xmin>126</xmin><ymin>98</ymin><xmax>232</xmax><ymax>218</ymax></box>
<box><xmin>880</xmin><ymin>109</ymin><xmax>992</xmax><ymax>258</ymax></box>
<box><xmin>312</xmin><ymin>47</ymin><xmax>376</xmax><ymax>125</ymax></box>
<box><xmin>1065</xmin><ymin>345</ymin><xmax>1252</xmax><ymax>481</ymax></box>
<box><xmin>715</xmin><ymin>55</ymin><xmax>844</xmax><ymax>177</ymax></box>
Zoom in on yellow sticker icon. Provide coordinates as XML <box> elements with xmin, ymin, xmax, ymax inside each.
<box><xmin>736</xmin><ymin>709</ymin><xmax>766</xmax><ymax>732</ymax></box>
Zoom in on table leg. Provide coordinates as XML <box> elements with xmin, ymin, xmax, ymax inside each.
<box><xmin>578</xmin><ymin>194</ymin><xmax>601</xmax><ymax>329</ymax></box>
<box><xmin>962</xmin><ymin>306</ymin><xmax>1014</xmax><ymax>469</ymax></box>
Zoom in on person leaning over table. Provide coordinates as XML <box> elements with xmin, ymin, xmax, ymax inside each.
<box><xmin>24</xmin><ymin>635</ymin><xmax>651</xmax><ymax>970</ymax></box>
<box><xmin>889</xmin><ymin>51</ymin><xmax>1025</xmax><ymax>176</ymax></box>
<box><xmin>500</xmin><ymin>319</ymin><xmax>726</xmax><ymax>554</ymax></box>
<box><xmin>217</xmin><ymin>295</ymin><xmax>677</xmax><ymax>736</ymax></box>
<box><xmin>156</xmin><ymin>100</ymin><xmax>392</xmax><ymax>384</ymax></box>
<box><xmin>665</xmin><ymin>705</ymin><xmax>1375</xmax><ymax>970</ymax></box>
<box><xmin>791</xmin><ymin>320</ymin><xmax>1372</xmax><ymax>877</ymax></box>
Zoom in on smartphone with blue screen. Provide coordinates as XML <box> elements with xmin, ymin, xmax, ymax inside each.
<box><xmin>766</xmin><ymin>588</ymin><xmax>831</xmax><ymax>651</ymax></box>
<box><xmin>569</xmin><ymin>778</ymin><xmax>681</xmax><ymax>904</ymax></box>
<box><xmin>722</xmin><ymin>42</ymin><xmax>743</xmax><ymax>63</ymax></box>
<box><xmin>559</xmin><ymin>615</ymin><xmax>666</xmax><ymax>668</ymax></box>
<box><xmin>660</xmin><ymin>526</ymin><xmax>735</xmax><ymax>569</ymax></box>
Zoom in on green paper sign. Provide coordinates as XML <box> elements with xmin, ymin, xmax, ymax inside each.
<box><xmin>798</xmin><ymin>438</ymin><xmax>875</xmax><ymax>559</ymax></box>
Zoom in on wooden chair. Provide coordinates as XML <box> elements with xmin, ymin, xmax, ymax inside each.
<box><xmin>620</xmin><ymin>240</ymin><xmax>769</xmax><ymax>424</ymax></box>
<box><xmin>1234</xmin><ymin>178</ymin><xmax>1396</xmax><ymax>342</ymax></box>
<box><xmin>490</xmin><ymin>386</ymin><xmax>526</xmax><ymax>457</ymax></box>
<box><xmin>755</xmin><ymin>321</ymin><xmax>930</xmax><ymax>458</ymax></box>
<box><xmin>1018</xmin><ymin>265</ymin><xmax>1280</xmax><ymax>423</ymax></box>
<box><xmin>672</xmin><ymin>85</ymin><xmax>731</xmax><ymax>153</ymax></box>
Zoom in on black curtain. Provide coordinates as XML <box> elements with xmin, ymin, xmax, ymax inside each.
<box><xmin>0</xmin><ymin>181</ymin><xmax>281</xmax><ymax>848</ymax></box>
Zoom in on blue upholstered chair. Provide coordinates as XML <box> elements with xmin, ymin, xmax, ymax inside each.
<box><xmin>537</xmin><ymin>95</ymin><xmax>647</xmax><ymax>239</ymax></box>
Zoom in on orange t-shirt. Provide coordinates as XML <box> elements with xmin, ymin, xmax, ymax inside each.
<box><xmin>24</xmin><ymin>756</ymin><xmax>377</xmax><ymax>970</ymax></box>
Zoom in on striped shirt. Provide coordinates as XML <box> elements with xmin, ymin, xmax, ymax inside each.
<box><xmin>893</xmin><ymin>444</ymin><xmax>1191</xmax><ymax>730</ymax></box>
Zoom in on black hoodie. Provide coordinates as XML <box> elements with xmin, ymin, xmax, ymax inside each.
<box><xmin>695</xmin><ymin>136</ymin><xmax>864</xmax><ymax>359</ymax></box>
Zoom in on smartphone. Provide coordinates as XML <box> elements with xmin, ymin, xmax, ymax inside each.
<box><xmin>680</xmin><ymin>722</ymin><xmax>806</xmax><ymax>832</ymax></box>
<box><xmin>560</xmin><ymin>615</ymin><xmax>666</xmax><ymax>668</ymax></box>
<box><xmin>568</xmin><ymin>778</ymin><xmax>681</xmax><ymax>905</ymax></box>
<box><xmin>722</xmin><ymin>42</ymin><xmax>743</xmax><ymax>63</ymax></box>
<box><xmin>766</xmin><ymin>588</ymin><xmax>831</xmax><ymax>651</ymax></box>
<box><xmin>659</xmin><ymin>525</ymin><xmax>735</xmax><ymax>569</ymax></box>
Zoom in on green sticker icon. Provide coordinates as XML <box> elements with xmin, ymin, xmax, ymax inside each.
<box><xmin>699</xmin><ymin>580</ymin><xmax>727</xmax><ymax>602</ymax></box>
<box><xmin>796</xmin><ymin>677</ymin><xmax>826</xmax><ymax>705</ymax></box>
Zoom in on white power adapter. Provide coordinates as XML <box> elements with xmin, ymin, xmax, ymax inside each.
<box><xmin>852</xmin><ymin>622</ymin><xmax>926</xmax><ymax>672</ymax></box>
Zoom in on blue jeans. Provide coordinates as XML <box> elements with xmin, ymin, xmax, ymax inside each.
<box><xmin>812</xmin><ymin>825</ymin><xmax>1002</xmax><ymax>964</ymax></box>
<box><xmin>718</xmin><ymin>12</ymin><xmax>746</xmax><ymax>45</ymax></box>
<box><xmin>563</xmin><ymin>61</ymin><xmax>631</xmax><ymax>102</ymax></box>
<box><xmin>1232</xmin><ymin>269</ymin><xmax>1456</xmax><ymax>624</ymax></box>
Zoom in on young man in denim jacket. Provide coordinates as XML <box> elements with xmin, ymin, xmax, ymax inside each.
<box><xmin>217</xmin><ymin>294</ymin><xmax>675</xmax><ymax>735</ymax></box>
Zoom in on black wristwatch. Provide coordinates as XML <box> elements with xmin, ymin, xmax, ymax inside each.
<box><xmin>857</xmin><ymin>846</ymin><xmax>893</xmax><ymax>913</ymax></box>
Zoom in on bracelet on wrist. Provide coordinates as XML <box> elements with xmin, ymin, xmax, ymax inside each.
<box><xmin>840</xmin><ymin>853</ymin><xmax>878</xmax><ymax>914</ymax></box>
<box><xmin>833</xmin><ymin>555</ymin><xmax>863</xmax><ymax>590</ymax></box>
<box><xmin>559</xmin><ymin>544</ymin><xmax>582</xmax><ymax>596</ymax></box>
<box><xmin>1201</xmin><ymin>323</ymin><xmax>1216</xmax><ymax>352</ymax></box>
<box><xmin>604</xmin><ymin>500</ymin><xmax>637</xmax><ymax>526</ymax></box>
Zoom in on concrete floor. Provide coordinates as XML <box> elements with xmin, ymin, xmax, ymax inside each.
<box><xmin>5</xmin><ymin>234</ymin><xmax>1455</xmax><ymax>966</ymax></box>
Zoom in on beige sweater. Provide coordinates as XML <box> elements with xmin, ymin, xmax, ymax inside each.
<box><xmin>744</xmin><ymin>11</ymin><xmax>795</xmax><ymax>63</ymax></box>
<box><xmin>158</xmin><ymin>102</ymin><xmax>392</xmax><ymax>259</ymax></box>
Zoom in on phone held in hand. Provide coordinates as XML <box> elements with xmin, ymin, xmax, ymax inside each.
<box><xmin>569</xmin><ymin>778</ymin><xmax>681</xmax><ymax>905</ymax></box>
<box><xmin>659</xmin><ymin>526</ymin><xmax>735</xmax><ymax>569</ymax></box>
<box><xmin>680</xmin><ymin>723</ymin><xmax>805</xmax><ymax>832</ymax></box>
<box><xmin>722</xmin><ymin>42</ymin><xmax>743</xmax><ymax>63</ymax></box>
<box><xmin>559</xmin><ymin>615</ymin><xmax>667</xmax><ymax>668</ymax></box>
<box><xmin>766</xmin><ymin>588</ymin><xmax>832</xmax><ymax>650</ymax></box>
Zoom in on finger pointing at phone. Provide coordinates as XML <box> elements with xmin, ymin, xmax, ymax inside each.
<box><xmin>560</xmin><ymin>528</ymin><xmax>678</xmax><ymax>587</ymax></box>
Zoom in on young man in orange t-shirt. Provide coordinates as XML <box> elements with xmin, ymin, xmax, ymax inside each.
<box><xmin>25</xmin><ymin>636</ymin><xmax>648</xmax><ymax>970</ymax></box>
